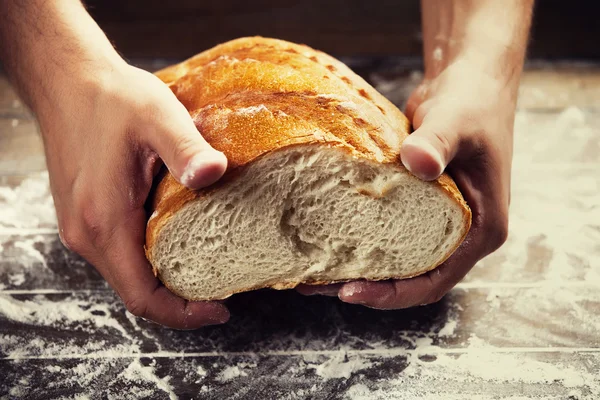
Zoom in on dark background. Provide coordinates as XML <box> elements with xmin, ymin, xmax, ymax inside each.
<box><xmin>84</xmin><ymin>0</ymin><xmax>600</xmax><ymax>61</ymax></box>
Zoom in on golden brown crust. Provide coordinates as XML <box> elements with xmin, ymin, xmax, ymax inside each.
<box><xmin>145</xmin><ymin>37</ymin><xmax>472</xmax><ymax>297</ymax></box>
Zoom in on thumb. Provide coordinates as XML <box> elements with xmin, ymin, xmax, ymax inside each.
<box><xmin>400</xmin><ymin>116</ymin><xmax>461</xmax><ymax>181</ymax></box>
<box><xmin>145</xmin><ymin>101</ymin><xmax>228</xmax><ymax>190</ymax></box>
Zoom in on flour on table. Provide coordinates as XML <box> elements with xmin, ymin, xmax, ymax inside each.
<box><xmin>196</xmin><ymin>365</ymin><xmax>207</xmax><ymax>377</ymax></box>
<box><xmin>0</xmin><ymin>172</ymin><xmax>56</xmax><ymax>231</ymax></box>
<box><xmin>307</xmin><ymin>353</ymin><xmax>375</xmax><ymax>380</ymax></box>
<box><xmin>216</xmin><ymin>365</ymin><xmax>248</xmax><ymax>382</ymax></box>
<box><xmin>437</xmin><ymin>318</ymin><xmax>458</xmax><ymax>337</ymax></box>
<box><xmin>8</xmin><ymin>272</ymin><xmax>25</xmax><ymax>286</ymax></box>
<box><xmin>513</xmin><ymin>106</ymin><xmax>598</xmax><ymax>165</ymax></box>
<box><xmin>123</xmin><ymin>359</ymin><xmax>177</xmax><ymax>400</ymax></box>
<box><xmin>464</xmin><ymin>106</ymin><xmax>600</xmax><ymax>285</ymax></box>
<box><xmin>0</xmin><ymin>293</ymin><xmax>136</xmax><ymax>354</ymax></box>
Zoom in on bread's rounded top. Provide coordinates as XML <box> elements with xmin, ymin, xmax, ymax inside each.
<box><xmin>155</xmin><ymin>36</ymin><xmax>411</xmax><ymax>169</ymax></box>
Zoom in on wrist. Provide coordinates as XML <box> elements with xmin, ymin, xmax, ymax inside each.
<box><xmin>34</xmin><ymin>52</ymin><xmax>127</xmax><ymax>126</ymax></box>
<box><xmin>425</xmin><ymin>42</ymin><xmax>524</xmax><ymax>100</ymax></box>
<box><xmin>0</xmin><ymin>0</ymin><xmax>126</xmax><ymax>115</ymax></box>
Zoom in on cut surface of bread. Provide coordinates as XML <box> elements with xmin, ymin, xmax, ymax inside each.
<box><xmin>145</xmin><ymin>37</ymin><xmax>471</xmax><ymax>301</ymax></box>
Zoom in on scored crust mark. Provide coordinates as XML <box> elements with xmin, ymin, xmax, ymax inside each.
<box><xmin>191</xmin><ymin>91</ymin><xmax>393</xmax><ymax>165</ymax></box>
<box><xmin>358</xmin><ymin>89</ymin><xmax>372</xmax><ymax>100</ymax></box>
<box><xmin>353</xmin><ymin>117</ymin><xmax>369</xmax><ymax>128</ymax></box>
<box><xmin>158</xmin><ymin>39</ymin><xmax>403</xmax><ymax>144</ymax></box>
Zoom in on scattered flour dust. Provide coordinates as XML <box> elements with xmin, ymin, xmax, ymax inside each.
<box><xmin>307</xmin><ymin>353</ymin><xmax>375</xmax><ymax>380</ymax></box>
<box><xmin>8</xmin><ymin>272</ymin><xmax>26</xmax><ymax>286</ymax></box>
<box><xmin>437</xmin><ymin>318</ymin><xmax>458</xmax><ymax>337</ymax></box>
<box><xmin>342</xmin><ymin>341</ymin><xmax>599</xmax><ymax>399</ymax></box>
<box><xmin>234</xmin><ymin>104</ymin><xmax>270</xmax><ymax>116</ymax></box>
<box><xmin>513</xmin><ymin>106</ymin><xmax>598</xmax><ymax>165</ymax></box>
<box><xmin>0</xmin><ymin>294</ymin><xmax>135</xmax><ymax>347</ymax></box>
<box><xmin>216</xmin><ymin>365</ymin><xmax>248</xmax><ymax>382</ymax></box>
<box><xmin>215</xmin><ymin>361</ymin><xmax>258</xmax><ymax>382</ymax></box>
<box><xmin>296</xmin><ymin>315</ymin><xmax>600</xmax><ymax>398</ymax></box>
<box><xmin>463</xmin><ymin>106</ymin><xmax>600</xmax><ymax>284</ymax></box>
<box><xmin>196</xmin><ymin>365</ymin><xmax>208</xmax><ymax>377</ymax></box>
<box><xmin>7</xmin><ymin>358</ymin><xmax>177</xmax><ymax>399</ymax></box>
<box><xmin>123</xmin><ymin>359</ymin><xmax>177</xmax><ymax>400</ymax></box>
<box><xmin>0</xmin><ymin>172</ymin><xmax>56</xmax><ymax>230</ymax></box>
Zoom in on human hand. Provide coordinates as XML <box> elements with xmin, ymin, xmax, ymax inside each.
<box><xmin>298</xmin><ymin>59</ymin><xmax>515</xmax><ymax>308</ymax></box>
<box><xmin>38</xmin><ymin>60</ymin><xmax>230</xmax><ymax>328</ymax></box>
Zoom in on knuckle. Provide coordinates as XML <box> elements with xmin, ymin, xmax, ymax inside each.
<box><xmin>124</xmin><ymin>296</ymin><xmax>148</xmax><ymax>318</ymax></box>
<box><xmin>58</xmin><ymin>221</ymin><xmax>85</xmax><ymax>253</ymax></box>
<box><xmin>135</xmin><ymin>89</ymin><xmax>164</xmax><ymax>119</ymax></box>
<box><xmin>80</xmin><ymin>203</ymin><xmax>104</xmax><ymax>243</ymax></box>
<box><xmin>422</xmin><ymin>271</ymin><xmax>448</xmax><ymax>305</ymax></box>
<box><xmin>430</xmin><ymin>129</ymin><xmax>453</xmax><ymax>161</ymax></box>
<box><xmin>425</xmin><ymin>286</ymin><xmax>447</xmax><ymax>305</ymax></box>
<box><xmin>171</xmin><ymin>134</ymin><xmax>199</xmax><ymax>164</ymax></box>
<box><xmin>488</xmin><ymin>214</ymin><xmax>509</xmax><ymax>252</ymax></box>
<box><xmin>141</xmin><ymin>100</ymin><xmax>163</xmax><ymax>121</ymax></box>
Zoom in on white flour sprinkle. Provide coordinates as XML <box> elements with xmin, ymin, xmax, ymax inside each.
<box><xmin>437</xmin><ymin>319</ymin><xmax>458</xmax><ymax>337</ymax></box>
<box><xmin>13</xmin><ymin>236</ymin><xmax>47</xmax><ymax>265</ymax></box>
<box><xmin>432</xmin><ymin>47</ymin><xmax>443</xmax><ymax>62</ymax></box>
<box><xmin>123</xmin><ymin>359</ymin><xmax>177</xmax><ymax>400</ymax></box>
<box><xmin>0</xmin><ymin>294</ymin><xmax>135</xmax><ymax>346</ymax></box>
<box><xmin>0</xmin><ymin>172</ymin><xmax>56</xmax><ymax>230</ymax></box>
<box><xmin>307</xmin><ymin>353</ymin><xmax>374</xmax><ymax>380</ymax></box>
<box><xmin>234</xmin><ymin>104</ymin><xmax>270</xmax><ymax>116</ymax></box>
<box><xmin>216</xmin><ymin>365</ymin><xmax>248</xmax><ymax>382</ymax></box>
<box><xmin>8</xmin><ymin>272</ymin><xmax>25</xmax><ymax>286</ymax></box>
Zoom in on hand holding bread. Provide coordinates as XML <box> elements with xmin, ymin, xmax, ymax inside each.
<box><xmin>303</xmin><ymin>58</ymin><xmax>515</xmax><ymax>308</ymax></box>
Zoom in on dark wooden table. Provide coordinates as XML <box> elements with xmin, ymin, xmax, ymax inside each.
<box><xmin>1</xmin><ymin>60</ymin><xmax>599</xmax><ymax>399</ymax></box>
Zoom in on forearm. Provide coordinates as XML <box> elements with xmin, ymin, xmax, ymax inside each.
<box><xmin>420</xmin><ymin>0</ymin><xmax>534</xmax><ymax>90</ymax></box>
<box><xmin>0</xmin><ymin>0</ymin><xmax>123</xmax><ymax>113</ymax></box>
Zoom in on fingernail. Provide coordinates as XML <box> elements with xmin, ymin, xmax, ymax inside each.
<box><xmin>205</xmin><ymin>304</ymin><xmax>231</xmax><ymax>326</ymax></box>
<box><xmin>401</xmin><ymin>136</ymin><xmax>444</xmax><ymax>181</ymax></box>
<box><xmin>339</xmin><ymin>283</ymin><xmax>367</xmax><ymax>304</ymax></box>
<box><xmin>180</xmin><ymin>150</ymin><xmax>227</xmax><ymax>188</ymax></box>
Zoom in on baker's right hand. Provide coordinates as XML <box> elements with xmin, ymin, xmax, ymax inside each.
<box><xmin>37</xmin><ymin>59</ymin><xmax>230</xmax><ymax>329</ymax></box>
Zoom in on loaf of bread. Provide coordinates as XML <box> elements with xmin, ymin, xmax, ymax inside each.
<box><xmin>145</xmin><ymin>37</ymin><xmax>471</xmax><ymax>301</ymax></box>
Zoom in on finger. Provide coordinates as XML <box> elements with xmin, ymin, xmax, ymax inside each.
<box><xmin>400</xmin><ymin>109</ymin><xmax>462</xmax><ymax>181</ymax></box>
<box><xmin>404</xmin><ymin>82</ymin><xmax>430</xmax><ymax>122</ymax></box>
<box><xmin>99</xmin><ymin>209</ymin><xmax>230</xmax><ymax>329</ymax></box>
<box><xmin>339</xmin><ymin>221</ymin><xmax>484</xmax><ymax>309</ymax></box>
<box><xmin>142</xmin><ymin>91</ymin><xmax>227</xmax><ymax>190</ymax></box>
<box><xmin>296</xmin><ymin>283</ymin><xmax>343</xmax><ymax>297</ymax></box>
